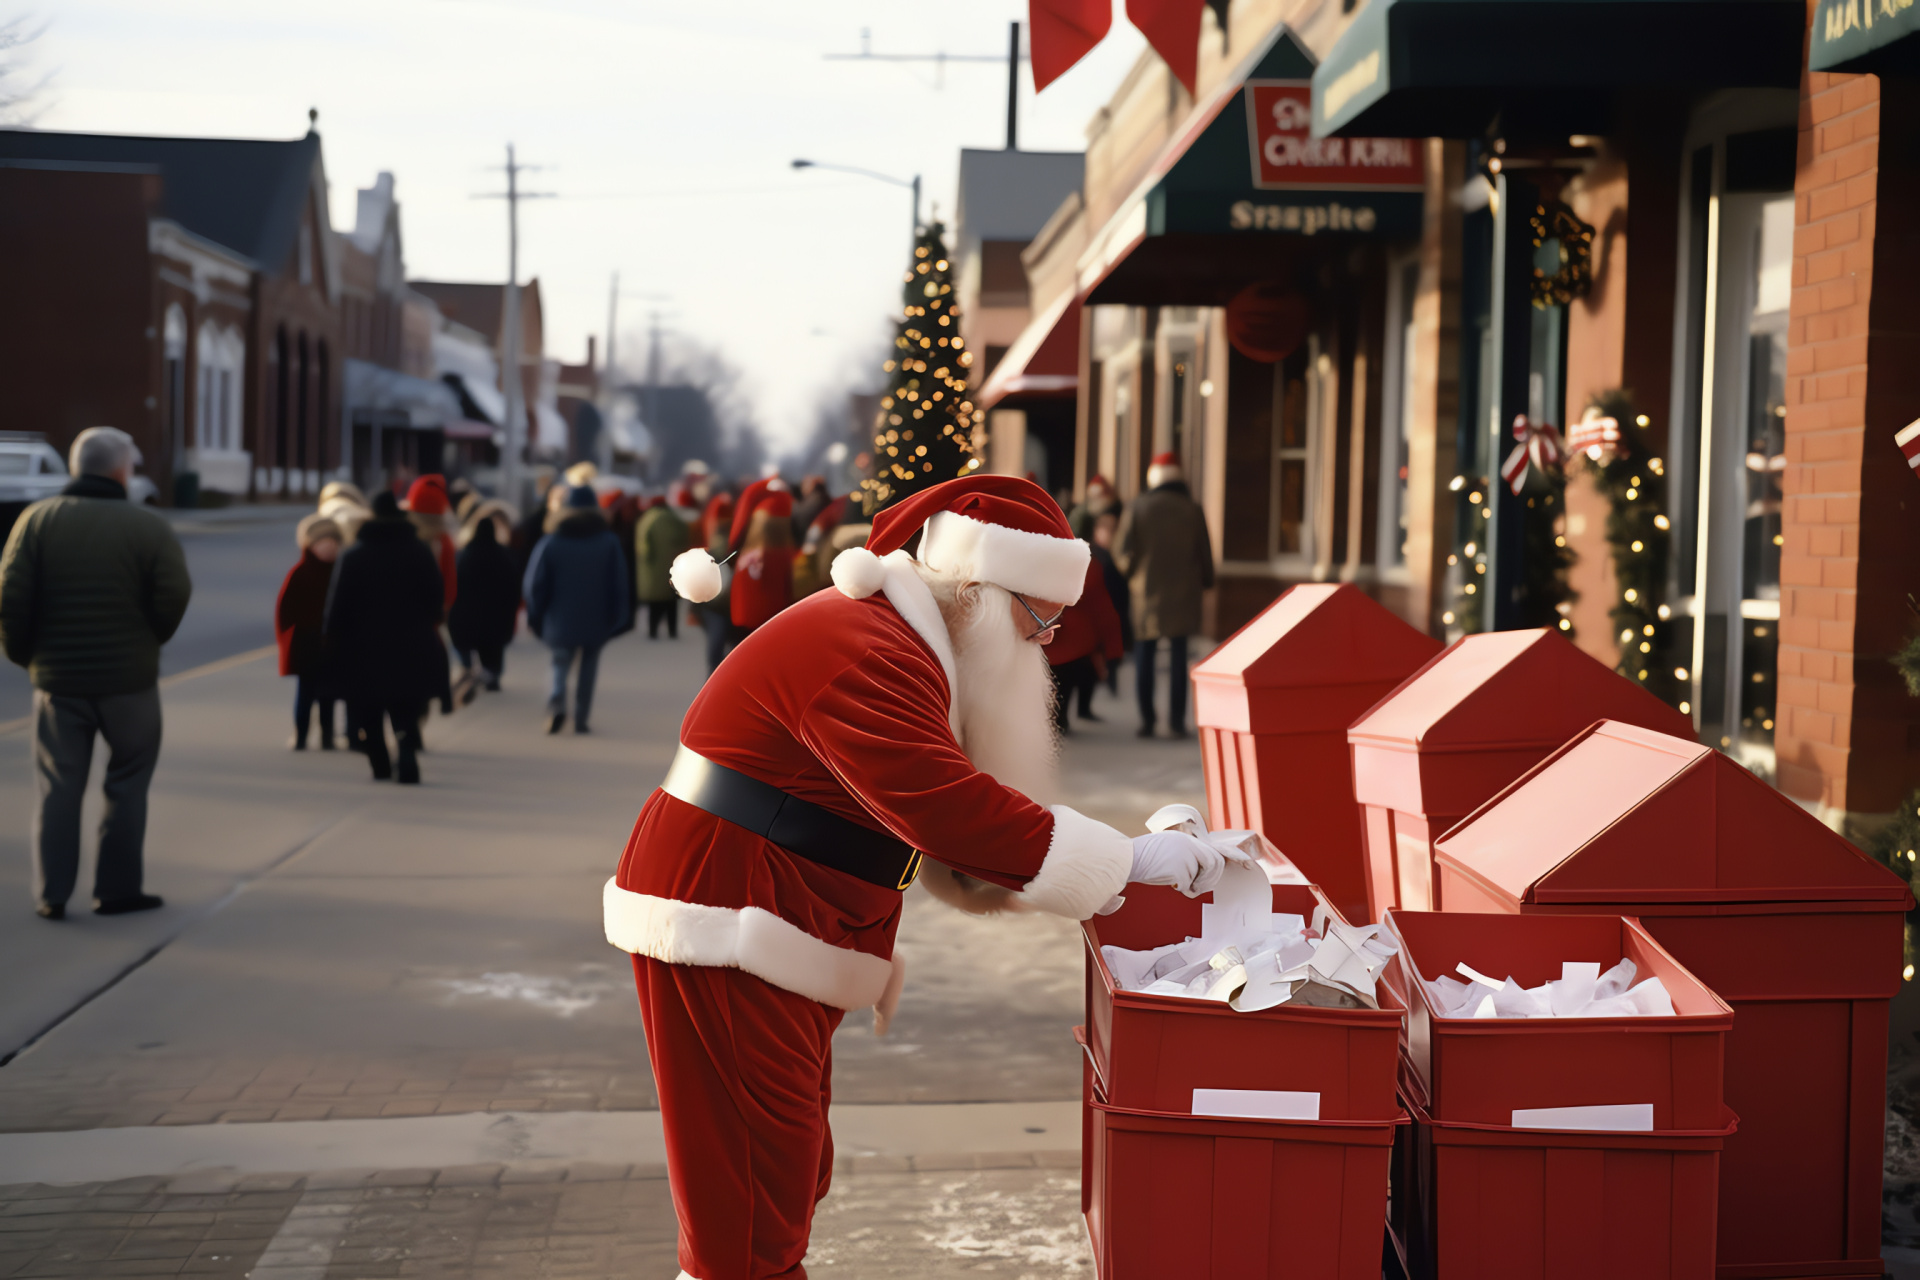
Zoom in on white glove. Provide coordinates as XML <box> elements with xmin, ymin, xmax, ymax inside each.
<box><xmin>1129</xmin><ymin>830</ymin><xmax>1229</xmax><ymax>899</ymax></box>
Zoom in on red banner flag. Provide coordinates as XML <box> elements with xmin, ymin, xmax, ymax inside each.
<box><xmin>1030</xmin><ymin>0</ymin><xmax>1112</xmax><ymax>91</ymax></box>
<box><xmin>1126</xmin><ymin>0</ymin><xmax>1206</xmax><ymax>95</ymax></box>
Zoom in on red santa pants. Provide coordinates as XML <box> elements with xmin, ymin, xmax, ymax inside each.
<box><xmin>633</xmin><ymin>956</ymin><xmax>843</xmax><ymax>1280</ymax></box>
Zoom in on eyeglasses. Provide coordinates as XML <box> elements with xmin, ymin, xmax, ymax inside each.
<box><xmin>1014</xmin><ymin>593</ymin><xmax>1067</xmax><ymax>642</ymax></box>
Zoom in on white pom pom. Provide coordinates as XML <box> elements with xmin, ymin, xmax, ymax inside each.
<box><xmin>830</xmin><ymin>545</ymin><xmax>887</xmax><ymax>599</ymax></box>
<box><xmin>670</xmin><ymin>548</ymin><xmax>721</xmax><ymax>603</ymax></box>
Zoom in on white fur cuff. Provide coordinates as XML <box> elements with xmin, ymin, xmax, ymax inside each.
<box><xmin>1015</xmin><ymin>806</ymin><xmax>1134</xmax><ymax>920</ymax></box>
<box><xmin>603</xmin><ymin>880</ymin><xmax>895</xmax><ymax>1012</ymax></box>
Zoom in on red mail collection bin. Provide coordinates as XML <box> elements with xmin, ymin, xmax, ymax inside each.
<box><xmin>1385</xmin><ymin>908</ymin><xmax>1737</xmax><ymax>1280</ymax></box>
<box><xmin>1432</xmin><ymin>720</ymin><xmax>1912</xmax><ymax>1279</ymax></box>
<box><xmin>1193</xmin><ymin>583</ymin><xmax>1442</xmax><ymax>924</ymax></box>
<box><xmin>1075</xmin><ymin>1013</ymin><xmax>1401</xmax><ymax>1280</ymax></box>
<box><xmin>1084</xmin><ymin>882</ymin><xmax>1403</xmax><ymax>1120</ymax></box>
<box><xmin>1346</xmin><ymin>627</ymin><xmax>1694</xmax><ymax>922</ymax></box>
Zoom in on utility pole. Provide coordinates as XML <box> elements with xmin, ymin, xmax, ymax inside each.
<box><xmin>474</xmin><ymin>144</ymin><xmax>553</xmax><ymax>508</ymax></box>
<box><xmin>825</xmin><ymin>24</ymin><xmax>1027</xmax><ymax>150</ymax></box>
<box><xmin>1006</xmin><ymin>21</ymin><xmax>1019</xmax><ymax>150</ymax></box>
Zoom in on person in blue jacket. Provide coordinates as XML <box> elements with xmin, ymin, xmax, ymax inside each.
<box><xmin>523</xmin><ymin>485</ymin><xmax>629</xmax><ymax>734</ymax></box>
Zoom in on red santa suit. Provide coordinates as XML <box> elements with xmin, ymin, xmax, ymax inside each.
<box><xmin>610</xmin><ymin>476</ymin><xmax>1135</xmax><ymax>1280</ymax></box>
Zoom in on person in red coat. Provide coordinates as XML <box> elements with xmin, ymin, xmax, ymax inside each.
<box><xmin>727</xmin><ymin>477</ymin><xmax>795</xmax><ymax>635</ymax></box>
<box><xmin>1045</xmin><ymin>557</ymin><xmax>1124</xmax><ymax>733</ymax></box>
<box><xmin>403</xmin><ymin>474</ymin><xmax>458</xmax><ymax>615</ymax></box>
<box><xmin>275</xmin><ymin>513</ymin><xmax>343</xmax><ymax>750</ymax></box>
<box><xmin>611</xmin><ymin>475</ymin><xmax>1243</xmax><ymax>1280</ymax></box>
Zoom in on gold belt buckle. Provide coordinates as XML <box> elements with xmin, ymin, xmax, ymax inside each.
<box><xmin>896</xmin><ymin>850</ymin><xmax>923</xmax><ymax>891</ymax></box>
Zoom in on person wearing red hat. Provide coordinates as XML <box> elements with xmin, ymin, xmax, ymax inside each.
<box><xmin>402</xmin><ymin>475</ymin><xmax>459</xmax><ymax>616</ymax></box>
<box><xmin>726</xmin><ymin>477</ymin><xmax>795</xmax><ymax>635</ymax></box>
<box><xmin>609</xmin><ymin>474</ymin><xmax>1244</xmax><ymax>1280</ymax></box>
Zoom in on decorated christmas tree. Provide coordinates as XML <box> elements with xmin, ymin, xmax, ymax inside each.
<box><xmin>858</xmin><ymin>220</ymin><xmax>981</xmax><ymax>516</ymax></box>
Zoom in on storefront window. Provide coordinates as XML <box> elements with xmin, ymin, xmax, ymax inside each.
<box><xmin>1377</xmin><ymin>254</ymin><xmax>1419</xmax><ymax>572</ymax></box>
<box><xmin>1682</xmin><ymin>114</ymin><xmax>1795</xmax><ymax>778</ymax></box>
<box><xmin>1276</xmin><ymin>353</ymin><xmax>1310</xmax><ymax>557</ymax></box>
<box><xmin>1735</xmin><ymin>196</ymin><xmax>1792</xmax><ymax>765</ymax></box>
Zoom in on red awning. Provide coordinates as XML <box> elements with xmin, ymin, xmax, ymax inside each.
<box><xmin>976</xmin><ymin>290</ymin><xmax>1081</xmax><ymax>412</ymax></box>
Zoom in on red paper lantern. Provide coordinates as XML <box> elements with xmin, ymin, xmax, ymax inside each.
<box><xmin>1226</xmin><ymin>283</ymin><xmax>1311</xmax><ymax>363</ymax></box>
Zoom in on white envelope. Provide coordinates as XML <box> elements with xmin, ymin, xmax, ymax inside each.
<box><xmin>1511</xmin><ymin>1103</ymin><xmax>1654</xmax><ymax>1132</ymax></box>
<box><xmin>1193</xmin><ymin>1088</ymin><xmax>1321</xmax><ymax>1121</ymax></box>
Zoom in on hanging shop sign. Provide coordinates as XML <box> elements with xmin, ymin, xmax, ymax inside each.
<box><xmin>1810</xmin><ymin>0</ymin><xmax>1920</xmax><ymax>74</ymax></box>
<box><xmin>1078</xmin><ymin>26</ymin><xmax>1427</xmax><ymax>304</ymax></box>
<box><xmin>1246</xmin><ymin>83</ymin><xmax>1424</xmax><ymax>192</ymax></box>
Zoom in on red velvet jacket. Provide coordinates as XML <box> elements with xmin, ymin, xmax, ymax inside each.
<box><xmin>605</xmin><ymin>552</ymin><xmax>1132</xmax><ymax>1015</ymax></box>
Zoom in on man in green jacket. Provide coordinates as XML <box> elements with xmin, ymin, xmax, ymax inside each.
<box><xmin>634</xmin><ymin>490</ymin><xmax>696</xmax><ymax>639</ymax></box>
<box><xmin>0</xmin><ymin>427</ymin><xmax>192</xmax><ymax>920</ymax></box>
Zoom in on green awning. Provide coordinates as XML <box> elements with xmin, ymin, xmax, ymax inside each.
<box><xmin>1810</xmin><ymin>0</ymin><xmax>1920</xmax><ymax>75</ymax></box>
<box><xmin>1312</xmin><ymin>0</ymin><xmax>1807</xmax><ymax>139</ymax></box>
<box><xmin>1079</xmin><ymin>25</ymin><xmax>1424</xmax><ymax>304</ymax></box>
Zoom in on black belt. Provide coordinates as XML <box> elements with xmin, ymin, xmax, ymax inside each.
<box><xmin>661</xmin><ymin>746</ymin><xmax>923</xmax><ymax>891</ymax></box>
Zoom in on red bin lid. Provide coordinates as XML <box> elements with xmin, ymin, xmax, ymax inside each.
<box><xmin>1435</xmin><ymin>720</ymin><xmax>1913</xmax><ymax>907</ymax></box>
<box><xmin>1193</xmin><ymin>583</ymin><xmax>1442</xmax><ymax>733</ymax></box>
<box><xmin>1347</xmin><ymin>628</ymin><xmax>1696</xmax><ymax>755</ymax></box>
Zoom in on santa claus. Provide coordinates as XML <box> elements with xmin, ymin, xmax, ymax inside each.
<box><xmin>604</xmin><ymin>474</ymin><xmax>1239</xmax><ymax>1280</ymax></box>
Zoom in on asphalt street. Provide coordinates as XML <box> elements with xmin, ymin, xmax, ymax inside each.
<box><xmin>0</xmin><ymin>542</ymin><xmax>1210</xmax><ymax>1279</ymax></box>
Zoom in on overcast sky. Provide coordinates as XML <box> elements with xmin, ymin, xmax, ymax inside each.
<box><xmin>30</xmin><ymin>1</ymin><xmax>1148</xmax><ymax>451</ymax></box>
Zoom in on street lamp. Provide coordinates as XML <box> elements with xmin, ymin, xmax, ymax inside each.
<box><xmin>791</xmin><ymin>158</ymin><xmax>922</xmax><ymax>240</ymax></box>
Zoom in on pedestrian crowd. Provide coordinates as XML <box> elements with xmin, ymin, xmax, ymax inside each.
<box><xmin>0</xmin><ymin>430</ymin><xmax>1214</xmax><ymax>920</ymax></box>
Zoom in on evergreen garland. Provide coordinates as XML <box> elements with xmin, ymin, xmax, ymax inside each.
<box><xmin>1516</xmin><ymin>483</ymin><xmax>1577</xmax><ymax>633</ymax></box>
<box><xmin>1442</xmin><ymin>478</ymin><xmax>1488</xmax><ymax>636</ymax></box>
<box><xmin>1582</xmin><ymin>389</ymin><xmax>1682</xmax><ymax>708</ymax></box>
<box><xmin>1898</xmin><ymin>630</ymin><xmax>1920</xmax><ymax>698</ymax></box>
<box><xmin>859</xmin><ymin>220</ymin><xmax>980</xmax><ymax>516</ymax></box>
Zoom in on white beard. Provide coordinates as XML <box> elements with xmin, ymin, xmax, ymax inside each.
<box><xmin>922</xmin><ymin>568</ymin><xmax>1060</xmax><ymax>805</ymax></box>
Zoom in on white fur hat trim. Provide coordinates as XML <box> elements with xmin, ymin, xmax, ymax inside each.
<box><xmin>830</xmin><ymin>545</ymin><xmax>888</xmax><ymax>599</ymax></box>
<box><xmin>670</xmin><ymin>548</ymin><xmax>722</xmax><ymax>603</ymax></box>
<box><xmin>919</xmin><ymin>510</ymin><xmax>1088</xmax><ymax>604</ymax></box>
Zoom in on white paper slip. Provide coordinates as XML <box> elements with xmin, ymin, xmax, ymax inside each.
<box><xmin>1199</xmin><ymin>858</ymin><xmax>1272</xmax><ymax>941</ymax></box>
<box><xmin>1191</xmin><ymin>1088</ymin><xmax>1321</xmax><ymax>1121</ymax></box>
<box><xmin>1510</xmin><ymin>1103</ymin><xmax>1654</xmax><ymax>1132</ymax></box>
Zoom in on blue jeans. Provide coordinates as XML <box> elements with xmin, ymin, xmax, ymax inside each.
<box><xmin>1134</xmin><ymin>636</ymin><xmax>1190</xmax><ymax>734</ymax></box>
<box><xmin>547</xmin><ymin>643</ymin><xmax>603</xmax><ymax>725</ymax></box>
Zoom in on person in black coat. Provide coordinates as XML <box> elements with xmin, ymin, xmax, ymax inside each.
<box><xmin>323</xmin><ymin>492</ymin><xmax>449</xmax><ymax>784</ymax></box>
<box><xmin>448</xmin><ymin>516</ymin><xmax>519</xmax><ymax>695</ymax></box>
<box><xmin>524</xmin><ymin>486</ymin><xmax>629</xmax><ymax>735</ymax></box>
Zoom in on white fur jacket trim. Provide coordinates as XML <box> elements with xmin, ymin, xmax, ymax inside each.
<box><xmin>872</xmin><ymin>551</ymin><xmax>960</xmax><ymax>739</ymax></box>
<box><xmin>1016</xmin><ymin>805</ymin><xmax>1134</xmax><ymax>919</ymax></box>
<box><xmin>603</xmin><ymin>879</ymin><xmax>898</xmax><ymax>1015</ymax></box>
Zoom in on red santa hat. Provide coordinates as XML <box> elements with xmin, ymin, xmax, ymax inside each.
<box><xmin>404</xmin><ymin>474</ymin><xmax>450</xmax><ymax>515</ymax></box>
<box><xmin>1146</xmin><ymin>451</ymin><xmax>1182</xmax><ymax>487</ymax></box>
<box><xmin>830</xmin><ymin>475</ymin><xmax>1088</xmax><ymax>605</ymax></box>
<box><xmin>728</xmin><ymin>477</ymin><xmax>793</xmax><ymax>552</ymax></box>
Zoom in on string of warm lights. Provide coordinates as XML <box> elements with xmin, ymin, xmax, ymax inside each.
<box><xmin>859</xmin><ymin>222</ymin><xmax>983</xmax><ymax>516</ymax></box>
<box><xmin>1582</xmin><ymin>390</ymin><xmax>1684</xmax><ymax>712</ymax></box>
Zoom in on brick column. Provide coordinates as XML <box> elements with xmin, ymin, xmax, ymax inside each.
<box><xmin>1778</xmin><ymin>64</ymin><xmax>1920</xmax><ymax>822</ymax></box>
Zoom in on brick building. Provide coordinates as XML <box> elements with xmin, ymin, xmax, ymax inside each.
<box><xmin>1778</xmin><ymin>13</ymin><xmax>1920</xmax><ymax>822</ymax></box>
<box><xmin>1300</xmin><ymin>0</ymin><xmax>1918</xmax><ymax>834</ymax></box>
<box><xmin>0</xmin><ymin>122</ymin><xmax>341</xmax><ymax>501</ymax></box>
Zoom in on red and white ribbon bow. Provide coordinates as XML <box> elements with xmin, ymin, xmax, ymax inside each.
<box><xmin>1897</xmin><ymin>417</ymin><xmax>1920</xmax><ymax>480</ymax></box>
<box><xmin>1566</xmin><ymin>407</ymin><xmax>1623</xmax><ymax>461</ymax></box>
<box><xmin>1501</xmin><ymin>414</ymin><xmax>1566</xmax><ymax>495</ymax></box>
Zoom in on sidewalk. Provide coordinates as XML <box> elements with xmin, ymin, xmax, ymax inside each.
<box><xmin>0</xmin><ymin>620</ymin><xmax>1209</xmax><ymax>1276</ymax></box>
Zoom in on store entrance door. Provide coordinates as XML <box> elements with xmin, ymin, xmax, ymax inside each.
<box><xmin>1693</xmin><ymin>189</ymin><xmax>1792</xmax><ymax>778</ymax></box>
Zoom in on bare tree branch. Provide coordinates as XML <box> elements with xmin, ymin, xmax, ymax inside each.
<box><xmin>0</xmin><ymin>14</ymin><xmax>53</xmax><ymax>127</ymax></box>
